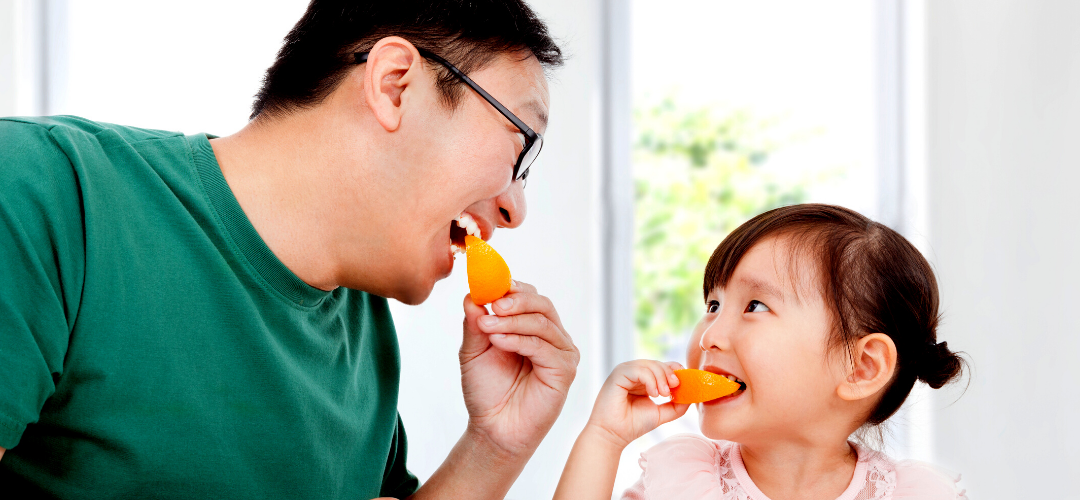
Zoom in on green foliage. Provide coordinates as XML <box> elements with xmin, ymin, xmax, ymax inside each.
<box><xmin>632</xmin><ymin>97</ymin><xmax>813</xmax><ymax>359</ymax></box>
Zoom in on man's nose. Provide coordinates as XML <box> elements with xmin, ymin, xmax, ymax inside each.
<box><xmin>496</xmin><ymin>179</ymin><xmax>527</xmax><ymax>228</ymax></box>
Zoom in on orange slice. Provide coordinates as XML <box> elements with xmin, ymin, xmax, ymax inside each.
<box><xmin>670</xmin><ymin>369</ymin><xmax>743</xmax><ymax>404</ymax></box>
<box><xmin>465</xmin><ymin>235</ymin><xmax>512</xmax><ymax>306</ymax></box>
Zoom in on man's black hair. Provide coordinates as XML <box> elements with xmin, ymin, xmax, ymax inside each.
<box><xmin>250</xmin><ymin>0</ymin><xmax>564</xmax><ymax>120</ymax></box>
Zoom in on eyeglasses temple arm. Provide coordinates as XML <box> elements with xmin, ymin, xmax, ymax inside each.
<box><xmin>354</xmin><ymin>50</ymin><xmax>539</xmax><ymax>141</ymax></box>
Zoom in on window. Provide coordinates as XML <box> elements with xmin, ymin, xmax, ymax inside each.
<box><xmin>612</xmin><ymin>0</ymin><xmax>927</xmax><ymax>492</ymax></box>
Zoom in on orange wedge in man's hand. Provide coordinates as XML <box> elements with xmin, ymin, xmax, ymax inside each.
<box><xmin>669</xmin><ymin>369</ymin><xmax>744</xmax><ymax>404</ymax></box>
<box><xmin>465</xmin><ymin>235</ymin><xmax>512</xmax><ymax>306</ymax></box>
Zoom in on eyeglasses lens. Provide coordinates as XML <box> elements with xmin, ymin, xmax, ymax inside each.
<box><xmin>516</xmin><ymin>135</ymin><xmax>543</xmax><ymax>182</ymax></box>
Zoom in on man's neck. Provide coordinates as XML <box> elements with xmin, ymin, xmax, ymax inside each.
<box><xmin>209</xmin><ymin>111</ymin><xmax>354</xmax><ymax>291</ymax></box>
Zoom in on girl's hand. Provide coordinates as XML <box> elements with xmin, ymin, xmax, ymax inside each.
<box><xmin>584</xmin><ymin>359</ymin><xmax>690</xmax><ymax>449</ymax></box>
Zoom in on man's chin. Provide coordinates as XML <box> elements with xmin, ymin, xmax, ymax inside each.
<box><xmin>392</xmin><ymin>289</ymin><xmax>433</xmax><ymax>306</ymax></box>
<box><xmin>386</xmin><ymin>278</ymin><xmax>437</xmax><ymax>306</ymax></box>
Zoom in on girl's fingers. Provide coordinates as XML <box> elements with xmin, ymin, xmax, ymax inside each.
<box><xmin>656</xmin><ymin>402</ymin><xmax>691</xmax><ymax>426</ymax></box>
<box><xmin>637</xmin><ymin>365</ymin><xmax>660</xmax><ymax>398</ymax></box>
<box><xmin>645</xmin><ymin>362</ymin><xmax>673</xmax><ymax>397</ymax></box>
<box><xmin>619</xmin><ymin>362</ymin><xmax>660</xmax><ymax>398</ymax></box>
<box><xmin>612</xmin><ymin>360</ymin><xmax>678</xmax><ymax>398</ymax></box>
<box><xmin>663</xmin><ymin>361</ymin><xmax>683</xmax><ymax>388</ymax></box>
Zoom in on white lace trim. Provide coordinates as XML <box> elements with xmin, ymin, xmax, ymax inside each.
<box><xmin>851</xmin><ymin>450</ymin><xmax>897</xmax><ymax>500</ymax></box>
<box><xmin>714</xmin><ymin>443</ymin><xmax>753</xmax><ymax>500</ymax></box>
<box><xmin>711</xmin><ymin>443</ymin><xmax>897</xmax><ymax>500</ymax></box>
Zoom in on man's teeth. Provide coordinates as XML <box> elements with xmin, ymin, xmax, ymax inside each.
<box><xmin>455</xmin><ymin>214</ymin><xmax>482</xmax><ymax>239</ymax></box>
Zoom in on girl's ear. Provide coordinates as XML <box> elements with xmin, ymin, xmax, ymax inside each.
<box><xmin>837</xmin><ymin>333</ymin><xmax>897</xmax><ymax>401</ymax></box>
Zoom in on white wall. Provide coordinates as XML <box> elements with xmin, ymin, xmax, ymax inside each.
<box><xmin>926</xmin><ymin>1</ymin><xmax>1080</xmax><ymax>497</ymax></box>
<box><xmin>392</xmin><ymin>1</ymin><xmax>607</xmax><ymax>498</ymax></box>
<box><xmin>0</xmin><ymin>0</ymin><xmax>13</xmax><ymax>116</ymax></box>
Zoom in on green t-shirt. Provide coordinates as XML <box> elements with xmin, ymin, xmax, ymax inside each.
<box><xmin>0</xmin><ymin>116</ymin><xmax>419</xmax><ymax>498</ymax></box>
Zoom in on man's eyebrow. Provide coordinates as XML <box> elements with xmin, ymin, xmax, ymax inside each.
<box><xmin>734</xmin><ymin>276</ymin><xmax>787</xmax><ymax>304</ymax></box>
<box><xmin>523</xmin><ymin>100</ymin><xmax>547</xmax><ymax>130</ymax></box>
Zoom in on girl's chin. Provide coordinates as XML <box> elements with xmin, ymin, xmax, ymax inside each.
<box><xmin>697</xmin><ymin>422</ymin><xmax>740</xmax><ymax>442</ymax></box>
<box><xmin>697</xmin><ymin>394</ymin><xmax>749</xmax><ymax>440</ymax></box>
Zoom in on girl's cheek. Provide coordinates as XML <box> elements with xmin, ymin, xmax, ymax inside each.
<box><xmin>685</xmin><ymin>318</ymin><xmax>711</xmax><ymax>368</ymax></box>
<box><xmin>686</xmin><ymin>342</ymin><xmax>702</xmax><ymax>369</ymax></box>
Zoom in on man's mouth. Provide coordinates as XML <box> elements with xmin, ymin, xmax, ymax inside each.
<box><xmin>450</xmin><ymin>213</ymin><xmax>482</xmax><ymax>254</ymax></box>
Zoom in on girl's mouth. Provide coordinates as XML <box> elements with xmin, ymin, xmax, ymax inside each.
<box><xmin>722</xmin><ymin>374</ymin><xmax>748</xmax><ymax>392</ymax></box>
<box><xmin>701</xmin><ymin>369</ymin><xmax>747</xmax><ymax>404</ymax></box>
<box><xmin>705</xmin><ymin>387</ymin><xmax>746</xmax><ymax>405</ymax></box>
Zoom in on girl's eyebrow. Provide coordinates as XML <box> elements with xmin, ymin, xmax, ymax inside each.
<box><xmin>734</xmin><ymin>276</ymin><xmax>787</xmax><ymax>304</ymax></box>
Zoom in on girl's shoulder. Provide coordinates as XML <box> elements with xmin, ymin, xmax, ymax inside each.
<box><xmin>839</xmin><ymin>445</ymin><xmax>967</xmax><ymax>500</ymax></box>
<box><xmin>620</xmin><ymin>434</ymin><xmax>744</xmax><ymax>500</ymax></box>
<box><xmin>620</xmin><ymin>436</ymin><xmax>966</xmax><ymax>500</ymax></box>
<box><xmin>889</xmin><ymin>457</ymin><xmax>968</xmax><ymax>499</ymax></box>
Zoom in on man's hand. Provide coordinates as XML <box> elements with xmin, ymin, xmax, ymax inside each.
<box><xmin>461</xmin><ymin>280</ymin><xmax>579</xmax><ymax>455</ymax></box>
<box><xmin>409</xmin><ymin>281</ymin><xmax>578</xmax><ymax>500</ymax></box>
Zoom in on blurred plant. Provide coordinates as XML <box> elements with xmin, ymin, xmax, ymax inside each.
<box><xmin>633</xmin><ymin>96</ymin><xmax>820</xmax><ymax>359</ymax></box>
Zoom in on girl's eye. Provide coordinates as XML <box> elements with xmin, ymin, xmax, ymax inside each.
<box><xmin>706</xmin><ymin>300</ymin><xmax>720</xmax><ymax>314</ymax></box>
<box><xmin>746</xmin><ymin>300</ymin><xmax>770</xmax><ymax>313</ymax></box>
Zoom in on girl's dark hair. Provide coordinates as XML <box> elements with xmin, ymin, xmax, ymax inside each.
<box><xmin>704</xmin><ymin>204</ymin><xmax>966</xmax><ymax>424</ymax></box>
<box><xmin>251</xmin><ymin>0</ymin><xmax>564</xmax><ymax>120</ymax></box>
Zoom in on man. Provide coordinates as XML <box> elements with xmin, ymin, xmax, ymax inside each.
<box><xmin>0</xmin><ymin>1</ymin><xmax>579</xmax><ymax>498</ymax></box>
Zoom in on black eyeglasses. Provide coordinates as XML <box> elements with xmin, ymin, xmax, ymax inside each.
<box><xmin>354</xmin><ymin>49</ymin><xmax>542</xmax><ymax>184</ymax></box>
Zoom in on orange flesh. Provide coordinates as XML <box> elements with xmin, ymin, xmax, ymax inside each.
<box><xmin>465</xmin><ymin>235</ymin><xmax>512</xmax><ymax>306</ymax></box>
<box><xmin>670</xmin><ymin>368</ymin><xmax>743</xmax><ymax>404</ymax></box>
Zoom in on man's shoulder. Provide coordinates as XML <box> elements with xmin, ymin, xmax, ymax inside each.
<box><xmin>0</xmin><ymin>115</ymin><xmax>184</xmax><ymax>143</ymax></box>
<box><xmin>1</xmin><ymin>116</ymin><xmax>190</xmax><ymax>166</ymax></box>
<box><xmin>1</xmin><ymin>116</ymin><xmax>201</xmax><ymax>194</ymax></box>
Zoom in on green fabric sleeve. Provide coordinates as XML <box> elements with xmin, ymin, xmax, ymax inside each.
<box><xmin>380</xmin><ymin>413</ymin><xmax>421</xmax><ymax>498</ymax></box>
<box><xmin>0</xmin><ymin>120</ymin><xmax>85</xmax><ymax>449</ymax></box>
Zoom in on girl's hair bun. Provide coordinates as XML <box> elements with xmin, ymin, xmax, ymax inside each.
<box><xmin>917</xmin><ymin>341</ymin><xmax>964</xmax><ymax>389</ymax></box>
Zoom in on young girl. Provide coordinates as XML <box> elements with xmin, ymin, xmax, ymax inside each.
<box><xmin>556</xmin><ymin>204</ymin><xmax>966</xmax><ymax>500</ymax></box>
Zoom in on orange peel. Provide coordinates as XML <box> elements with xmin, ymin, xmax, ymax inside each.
<box><xmin>465</xmin><ymin>235</ymin><xmax>512</xmax><ymax>306</ymax></box>
<box><xmin>670</xmin><ymin>369</ymin><xmax>744</xmax><ymax>404</ymax></box>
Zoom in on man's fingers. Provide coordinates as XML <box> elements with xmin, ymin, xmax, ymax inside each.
<box><xmin>460</xmin><ymin>295</ymin><xmax>494</xmax><ymax>357</ymax></box>
<box><xmin>476</xmin><ymin>312</ymin><xmax>574</xmax><ymax>352</ymax></box>
<box><xmin>488</xmin><ymin>333</ymin><xmax>577</xmax><ymax>377</ymax></box>
<box><xmin>491</xmin><ymin>289</ymin><xmax>563</xmax><ymax>327</ymax></box>
<box><xmin>509</xmin><ymin>280</ymin><xmax>537</xmax><ymax>294</ymax></box>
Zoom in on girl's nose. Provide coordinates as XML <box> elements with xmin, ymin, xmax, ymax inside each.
<box><xmin>698</xmin><ymin>314</ymin><xmax>734</xmax><ymax>352</ymax></box>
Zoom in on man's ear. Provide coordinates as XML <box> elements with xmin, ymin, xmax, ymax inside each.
<box><xmin>361</xmin><ymin>36</ymin><xmax>424</xmax><ymax>132</ymax></box>
<box><xmin>837</xmin><ymin>333</ymin><xmax>897</xmax><ymax>401</ymax></box>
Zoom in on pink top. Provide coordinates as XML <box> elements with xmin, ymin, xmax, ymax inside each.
<box><xmin>620</xmin><ymin>434</ymin><xmax>966</xmax><ymax>500</ymax></box>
